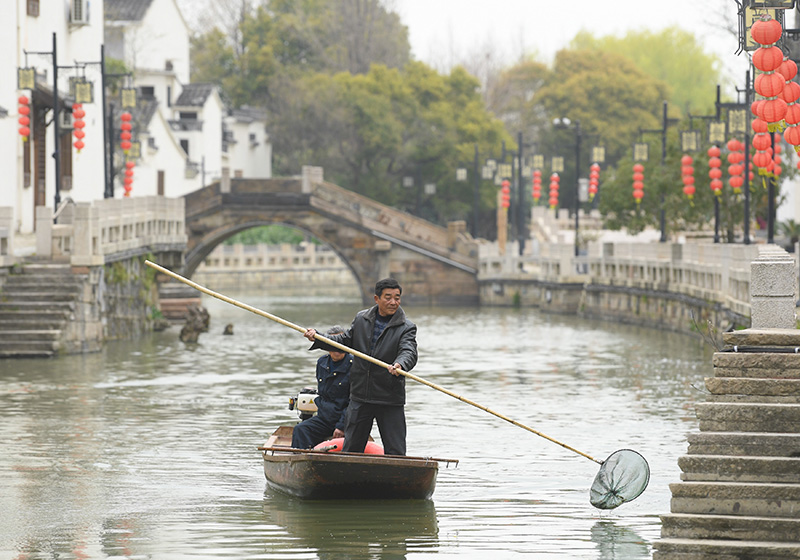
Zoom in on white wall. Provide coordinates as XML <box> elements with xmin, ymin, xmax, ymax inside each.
<box><xmin>122</xmin><ymin>0</ymin><xmax>190</xmax><ymax>85</ymax></box>
<box><xmin>1</xmin><ymin>0</ymin><xmax>106</xmax><ymax>234</ymax></box>
<box><xmin>226</xmin><ymin>118</ymin><xmax>272</xmax><ymax>178</ymax></box>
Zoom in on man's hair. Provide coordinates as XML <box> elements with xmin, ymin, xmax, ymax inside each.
<box><xmin>325</xmin><ymin>325</ymin><xmax>345</xmax><ymax>336</ymax></box>
<box><xmin>375</xmin><ymin>277</ymin><xmax>402</xmax><ymax>296</ymax></box>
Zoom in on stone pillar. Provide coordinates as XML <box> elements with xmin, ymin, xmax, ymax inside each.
<box><xmin>0</xmin><ymin>207</ymin><xmax>14</xmax><ymax>265</ymax></box>
<box><xmin>301</xmin><ymin>166</ymin><xmax>324</xmax><ymax>194</ymax></box>
<box><xmin>447</xmin><ymin>220</ymin><xmax>466</xmax><ymax>249</ymax></box>
<box><xmin>35</xmin><ymin>206</ymin><xmax>53</xmax><ymax>258</ymax></box>
<box><xmin>654</xmin><ymin>245</ymin><xmax>800</xmax><ymax>559</ymax></box>
<box><xmin>221</xmin><ymin>167</ymin><xmax>231</xmax><ymax>193</ymax></box>
<box><xmin>750</xmin><ymin>246</ymin><xmax>797</xmax><ymax>329</ymax></box>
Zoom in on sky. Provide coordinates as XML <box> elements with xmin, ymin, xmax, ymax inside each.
<box><xmin>394</xmin><ymin>0</ymin><xmax>750</xmax><ymax>88</ymax></box>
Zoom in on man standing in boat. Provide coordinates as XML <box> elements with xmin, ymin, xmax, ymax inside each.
<box><xmin>292</xmin><ymin>326</ymin><xmax>353</xmax><ymax>449</ymax></box>
<box><xmin>304</xmin><ymin>278</ymin><xmax>417</xmax><ymax>456</ymax></box>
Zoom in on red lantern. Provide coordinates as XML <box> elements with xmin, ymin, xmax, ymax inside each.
<box><xmin>751</xmin><ymin>17</ymin><xmax>783</xmax><ymax>46</ymax></box>
<box><xmin>710</xmin><ymin>178</ymin><xmax>723</xmax><ymax>194</ymax></box>
<box><xmin>781</xmin><ymin>81</ymin><xmax>800</xmax><ymax>104</ymax></box>
<box><xmin>752</xmin><ymin>118</ymin><xmax>769</xmax><ymax>134</ymax></box>
<box><xmin>784</xmin><ymin>125</ymin><xmax>800</xmax><ymax>146</ymax></box>
<box><xmin>532</xmin><ymin>170</ymin><xmax>542</xmax><ymax>203</ymax></box>
<box><xmin>755</xmin><ymin>72</ymin><xmax>784</xmax><ymax>98</ymax></box>
<box><xmin>18</xmin><ymin>96</ymin><xmax>30</xmax><ymax>141</ymax></box>
<box><xmin>500</xmin><ymin>180</ymin><xmax>511</xmax><ymax>209</ymax></box>
<box><xmin>549</xmin><ymin>173</ymin><xmax>560</xmax><ymax>209</ymax></box>
<box><xmin>759</xmin><ymin>98</ymin><xmax>788</xmax><ymax>123</ymax></box>
<box><xmin>753</xmin><ymin>151</ymin><xmax>772</xmax><ymax>169</ymax></box>
<box><xmin>708</xmin><ymin>146</ymin><xmax>721</xmax><ymax>158</ymax></box>
<box><xmin>779</xmin><ymin>58</ymin><xmax>798</xmax><ymax>81</ymax></box>
<box><xmin>632</xmin><ymin>163</ymin><xmax>644</xmax><ymax>204</ymax></box>
<box><xmin>753</xmin><ymin>133</ymin><xmax>772</xmax><ymax>151</ymax></box>
<box><xmin>753</xmin><ymin>46</ymin><xmax>784</xmax><ymax>72</ymax></box>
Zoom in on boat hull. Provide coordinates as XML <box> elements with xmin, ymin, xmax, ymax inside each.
<box><xmin>261</xmin><ymin>426</ymin><xmax>441</xmax><ymax>500</ymax></box>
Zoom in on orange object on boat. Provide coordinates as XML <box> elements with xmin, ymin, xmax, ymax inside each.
<box><xmin>314</xmin><ymin>438</ymin><xmax>384</xmax><ymax>455</ymax></box>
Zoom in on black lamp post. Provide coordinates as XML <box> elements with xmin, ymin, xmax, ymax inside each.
<box><xmin>638</xmin><ymin>101</ymin><xmax>678</xmax><ymax>243</ymax></box>
<box><xmin>553</xmin><ymin>117</ymin><xmax>581</xmax><ymax>257</ymax></box>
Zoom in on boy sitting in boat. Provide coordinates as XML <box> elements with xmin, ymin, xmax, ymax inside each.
<box><xmin>291</xmin><ymin>326</ymin><xmax>353</xmax><ymax>449</ymax></box>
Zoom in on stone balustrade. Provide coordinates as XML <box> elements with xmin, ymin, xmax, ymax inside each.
<box><xmin>31</xmin><ymin>196</ymin><xmax>187</xmax><ymax>266</ymax></box>
<box><xmin>479</xmin><ymin>239</ymin><xmax>773</xmax><ymax>320</ymax></box>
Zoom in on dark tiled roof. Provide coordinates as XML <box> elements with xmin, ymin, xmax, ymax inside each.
<box><xmin>105</xmin><ymin>0</ymin><xmax>155</xmax><ymax>21</ymax></box>
<box><xmin>229</xmin><ymin>105</ymin><xmax>267</xmax><ymax>123</ymax></box>
<box><xmin>0</xmin><ymin>106</ymin><xmax>7</xmax><ymax>118</ymax></box>
<box><xmin>174</xmin><ymin>83</ymin><xmax>216</xmax><ymax>107</ymax></box>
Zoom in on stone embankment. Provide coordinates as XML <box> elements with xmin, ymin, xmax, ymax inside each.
<box><xmin>654</xmin><ymin>246</ymin><xmax>800</xmax><ymax>559</ymax></box>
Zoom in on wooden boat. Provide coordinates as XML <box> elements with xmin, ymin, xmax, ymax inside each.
<box><xmin>259</xmin><ymin>426</ymin><xmax>458</xmax><ymax>500</ymax></box>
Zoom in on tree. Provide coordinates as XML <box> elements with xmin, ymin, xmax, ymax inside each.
<box><xmin>569</xmin><ymin>27</ymin><xmax>721</xmax><ymax>116</ymax></box>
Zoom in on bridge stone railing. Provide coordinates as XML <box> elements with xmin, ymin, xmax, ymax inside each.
<box><xmin>479</xmin><ymin>239</ymin><xmax>783</xmax><ymax>320</ymax></box>
<box><xmin>34</xmin><ymin>196</ymin><xmax>187</xmax><ymax>266</ymax></box>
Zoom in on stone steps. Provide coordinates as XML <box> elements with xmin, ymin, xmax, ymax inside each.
<box><xmin>687</xmin><ymin>432</ymin><xmax>800</xmax><ymax>457</ymax></box>
<box><xmin>696</xmin><ymin>402</ymin><xmax>800</xmax><ymax>432</ymax></box>
<box><xmin>706</xmin><ymin>377</ymin><xmax>800</xmax><ymax>398</ymax></box>
<box><xmin>0</xmin><ymin>339</ymin><xmax>59</xmax><ymax>354</ymax></box>
<box><xmin>678</xmin><ymin>454</ymin><xmax>800</xmax><ymax>482</ymax></box>
<box><xmin>654</xmin><ymin>538</ymin><xmax>800</xmax><ymax>559</ymax></box>
<box><xmin>1</xmin><ymin>329</ymin><xmax>60</xmax><ymax>341</ymax></box>
<box><xmin>0</xmin><ymin>291</ymin><xmax>80</xmax><ymax>302</ymax></box>
<box><xmin>669</xmin><ymin>481</ymin><xmax>800</xmax><ymax>518</ymax></box>
<box><xmin>0</xmin><ymin>265</ymin><xmax>82</xmax><ymax>358</ymax></box>
<box><xmin>660</xmin><ymin>512</ymin><xmax>800</xmax><ymax>543</ymax></box>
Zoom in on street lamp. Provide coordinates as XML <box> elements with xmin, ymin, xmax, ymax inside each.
<box><xmin>552</xmin><ymin>117</ymin><xmax>581</xmax><ymax>257</ymax></box>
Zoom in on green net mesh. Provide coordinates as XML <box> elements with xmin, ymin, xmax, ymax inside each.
<box><xmin>589</xmin><ymin>449</ymin><xmax>650</xmax><ymax>510</ymax></box>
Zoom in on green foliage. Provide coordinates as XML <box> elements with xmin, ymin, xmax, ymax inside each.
<box><xmin>104</xmin><ymin>57</ymin><xmax>131</xmax><ymax>95</ymax></box>
<box><xmin>570</xmin><ymin>28</ymin><xmax>720</xmax><ymax>116</ymax></box>
<box><xmin>225</xmin><ymin>225</ymin><xmax>306</xmax><ymax>245</ymax></box>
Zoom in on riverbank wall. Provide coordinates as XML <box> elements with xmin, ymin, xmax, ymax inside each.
<box><xmin>478</xmin><ymin>240</ymin><xmax>778</xmax><ymax>335</ymax></box>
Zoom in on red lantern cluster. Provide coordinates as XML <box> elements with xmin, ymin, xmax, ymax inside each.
<box><xmin>588</xmin><ymin>163</ymin><xmax>600</xmax><ymax>201</ymax></box>
<box><xmin>681</xmin><ymin>154</ymin><xmax>695</xmax><ymax>201</ymax></box>
<box><xmin>752</xmin><ymin>117</ymin><xmax>773</xmax><ymax>173</ymax></box>
<box><xmin>500</xmin><ymin>179</ymin><xmax>510</xmax><ymax>209</ymax></box>
<box><xmin>773</xmin><ymin>134</ymin><xmax>783</xmax><ymax>178</ymax></box>
<box><xmin>632</xmin><ymin>163</ymin><xmax>644</xmax><ymax>204</ymax></box>
<box><xmin>725</xmin><ymin>139</ymin><xmax>745</xmax><ymax>195</ymax></box>
<box><xmin>123</xmin><ymin>160</ymin><xmax>135</xmax><ymax>197</ymax></box>
<box><xmin>751</xmin><ymin>16</ymin><xmax>786</xmax><ymax>131</ymax></box>
<box><xmin>708</xmin><ymin>145</ymin><xmax>723</xmax><ymax>196</ymax></box>
<box><xmin>18</xmin><ymin>96</ymin><xmax>30</xmax><ymax>141</ymax></box>
<box><xmin>532</xmin><ymin>170</ymin><xmax>542</xmax><ymax>203</ymax></box>
<box><xmin>72</xmin><ymin>103</ymin><xmax>86</xmax><ymax>153</ymax></box>
<box><xmin>120</xmin><ymin>111</ymin><xmax>132</xmax><ymax>154</ymax></box>
<box><xmin>780</xmin><ymin>57</ymin><xmax>800</xmax><ymax>148</ymax></box>
<box><xmin>548</xmin><ymin>173</ymin><xmax>560</xmax><ymax>209</ymax></box>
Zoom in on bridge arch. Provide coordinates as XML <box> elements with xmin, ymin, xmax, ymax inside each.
<box><xmin>183</xmin><ymin>177</ymin><xmax>479</xmax><ymax>305</ymax></box>
<box><xmin>183</xmin><ymin>219</ymin><xmax>365</xmax><ymax>297</ymax></box>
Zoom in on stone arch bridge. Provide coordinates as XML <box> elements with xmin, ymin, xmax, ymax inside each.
<box><xmin>183</xmin><ymin>170</ymin><xmax>479</xmax><ymax>305</ymax></box>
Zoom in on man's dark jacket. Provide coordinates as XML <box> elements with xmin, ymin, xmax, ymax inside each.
<box><xmin>326</xmin><ymin>305</ymin><xmax>417</xmax><ymax>406</ymax></box>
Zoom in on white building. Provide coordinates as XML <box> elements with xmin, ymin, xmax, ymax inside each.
<box><xmin>2</xmin><ymin>0</ymin><xmax>107</xmax><ymax>234</ymax></box>
<box><xmin>0</xmin><ymin>0</ymin><xmax>274</xmax><ymax>239</ymax></box>
<box><xmin>104</xmin><ymin>0</ymin><xmax>273</xmax><ymax>198</ymax></box>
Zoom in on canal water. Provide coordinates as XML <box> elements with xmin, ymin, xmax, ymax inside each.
<box><xmin>0</xmin><ymin>294</ymin><xmax>712</xmax><ymax>559</ymax></box>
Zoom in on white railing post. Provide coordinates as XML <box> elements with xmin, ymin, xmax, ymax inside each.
<box><xmin>35</xmin><ymin>206</ymin><xmax>53</xmax><ymax>258</ymax></box>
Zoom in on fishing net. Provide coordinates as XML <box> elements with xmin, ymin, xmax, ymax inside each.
<box><xmin>589</xmin><ymin>449</ymin><xmax>650</xmax><ymax>510</ymax></box>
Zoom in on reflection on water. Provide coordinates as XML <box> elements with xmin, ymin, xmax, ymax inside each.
<box><xmin>262</xmin><ymin>491</ymin><xmax>438</xmax><ymax>559</ymax></box>
<box><xmin>0</xmin><ymin>293</ymin><xmax>712</xmax><ymax>559</ymax></box>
